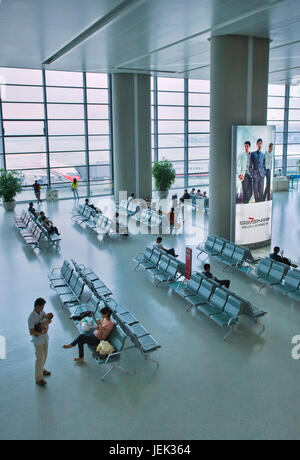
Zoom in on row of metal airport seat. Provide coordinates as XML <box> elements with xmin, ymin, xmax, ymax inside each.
<box><xmin>133</xmin><ymin>246</ymin><xmax>182</xmax><ymax>286</ymax></box>
<box><xmin>13</xmin><ymin>210</ymin><xmax>61</xmax><ymax>250</ymax></box>
<box><xmin>49</xmin><ymin>261</ymin><xmax>85</xmax><ymax>304</ymax></box>
<box><xmin>48</xmin><ymin>259</ymin><xmax>161</xmax><ymax>379</ymax></box>
<box><xmin>184</xmin><ymin>195</ymin><xmax>209</xmax><ymax>212</ymax></box>
<box><xmin>130</xmin><ymin>208</ymin><xmax>169</xmax><ymax>227</ymax></box>
<box><xmin>198</xmin><ymin>235</ymin><xmax>300</xmax><ymax>301</ymax></box>
<box><xmin>71</xmin><ymin>259</ymin><xmax>113</xmax><ymax>298</ymax></box>
<box><xmin>197</xmin><ymin>235</ymin><xmax>259</xmax><ymax>271</ymax></box>
<box><xmin>71</xmin><ymin>204</ymin><xmax>113</xmax><ymax>236</ymax></box>
<box><xmin>118</xmin><ymin>200</ymin><xmax>138</xmax><ymax>215</ymax></box>
<box><xmin>250</xmin><ymin>258</ymin><xmax>300</xmax><ymax>300</ymax></box>
<box><xmin>134</xmin><ymin>245</ymin><xmax>266</xmax><ymax>341</ymax></box>
<box><xmin>49</xmin><ymin>264</ymin><xmax>127</xmax><ymax>380</ymax></box>
<box><xmin>71</xmin><ymin>260</ymin><xmax>161</xmax><ymax>364</ymax></box>
<box><xmin>118</xmin><ymin>200</ymin><xmax>180</xmax><ymax>228</ymax></box>
<box><xmin>69</xmin><ymin>295</ymin><xmax>129</xmax><ymax>381</ymax></box>
<box><xmin>169</xmin><ymin>272</ymin><xmax>266</xmax><ymax>341</ymax></box>
<box><xmin>28</xmin><ymin>210</ymin><xmax>61</xmax><ymax>249</ymax></box>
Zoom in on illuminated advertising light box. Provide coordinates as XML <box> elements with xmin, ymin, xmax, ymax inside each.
<box><xmin>231</xmin><ymin>125</ymin><xmax>276</xmax><ymax>247</ymax></box>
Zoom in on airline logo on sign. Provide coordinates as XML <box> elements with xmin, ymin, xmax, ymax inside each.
<box><xmin>240</xmin><ymin>216</ymin><xmax>270</xmax><ymax>228</ymax></box>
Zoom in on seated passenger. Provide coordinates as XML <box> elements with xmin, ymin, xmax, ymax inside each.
<box><xmin>270</xmin><ymin>246</ymin><xmax>297</xmax><ymax>268</ymax></box>
<box><xmin>63</xmin><ymin>307</ymin><xmax>114</xmax><ymax>363</ymax></box>
<box><xmin>154</xmin><ymin>236</ymin><xmax>178</xmax><ymax>258</ymax></box>
<box><xmin>180</xmin><ymin>189</ymin><xmax>191</xmax><ymax>203</ymax></box>
<box><xmin>202</xmin><ymin>263</ymin><xmax>231</xmax><ymax>289</ymax></box>
<box><xmin>37</xmin><ymin>211</ymin><xmax>45</xmax><ymax>223</ymax></box>
<box><xmin>85</xmin><ymin>198</ymin><xmax>101</xmax><ymax>214</ymax></box>
<box><xmin>41</xmin><ymin>216</ymin><xmax>60</xmax><ymax>236</ymax></box>
<box><xmin>28</xmin><ymin>202</ymin><xmax>38</xmax><ymax>217</ymax></box>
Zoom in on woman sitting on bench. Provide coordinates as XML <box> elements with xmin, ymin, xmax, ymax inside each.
<box><xmin>63</xmin><ymin>307</ymin><xmax>114</xmax><ymax>363</ymax></box>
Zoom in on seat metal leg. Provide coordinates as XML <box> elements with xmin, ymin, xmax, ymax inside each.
<box><xmin>224</xmin><ymin>326</ymin><xmax>234</xmax><ymax>342</ymax></box>
<box><xmin>101</xmin><ymin>366</ymin><xmax>114</xmax><ymax>381</ymax></box>
<box><xmin>259</xmin><ymin>283</ymin><xmax>266</xmax><ymax>294</ymax></box>
<box><xmin>144</xmin><ymin>354</ymin><xmax>159</xmax><ymax>367</ymax></box>
<box><xmin>256</xmin><ymin>320</ymin><xmax>265</xmax><ymax>335</ymax></box>
<box><xmin>117</xmin><ymin>365</ymin><xmax>129</xmax><ymax>374</ymax></box>
<box><xmin>224</xmin><ymin>323</ymin><xmax>241</xmax><ymax>342</ymax></box>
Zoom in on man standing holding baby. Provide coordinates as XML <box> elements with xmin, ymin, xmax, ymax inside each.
<box><xmin>28</xmin><ymin>298</ymin><xmax>52</xmax><ymax>387</ymax></box>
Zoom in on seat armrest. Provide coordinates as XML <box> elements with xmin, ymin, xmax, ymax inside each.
<box><xmin>51</xmin><ymin>267</ymin><xmax>60</xmax><ymax>274</ymax></box>
<box><xmin>228</xmin><ymin>316</ymin><xmax>240</xmax><ymax>326</ymax></box>
<box><xmin>105</xmin><ymin>351</ymin><xmax>121</xmax><ymax>364</ymax></box>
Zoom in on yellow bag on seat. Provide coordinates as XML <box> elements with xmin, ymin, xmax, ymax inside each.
<box><xmin>96</xmin><ymin>341</ymin><xmax>115</xmax><ymax>355</ymax></box>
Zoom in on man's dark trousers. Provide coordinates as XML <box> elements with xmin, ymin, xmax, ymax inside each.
<box><xmin>263</xmin><ymin>169</ymin><xmax>271</xmax><ymax>201</ymax></box>
<box><xmin>242</xmin><ymin>173</ymin><xmax>253</xmax><ymax>204</ymax></box>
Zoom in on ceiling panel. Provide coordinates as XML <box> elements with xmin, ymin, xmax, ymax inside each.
<box><xmin>1</xmin><ymin>0</ymin><xmax>300</xmax><ymax>84</ymax></box>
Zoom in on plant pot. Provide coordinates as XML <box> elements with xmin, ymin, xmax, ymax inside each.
<box><xmin>157</xmin><ymin>191</ymin><xmax>169</xmax><ymax>200</ymax></box>
<box><xmin>3</xmin><ymin>200</ymin><xmax>16</xmax><ymax>211</ymax></box>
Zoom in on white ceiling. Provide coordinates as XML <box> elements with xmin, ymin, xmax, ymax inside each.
<box><xmin>1</xmin><ymin>0</ymin><xmax>300</xmax><ymax>83</ymax></box>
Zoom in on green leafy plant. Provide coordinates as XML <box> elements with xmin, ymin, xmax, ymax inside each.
<box><xmin>152</xmin><ymin>160</ymin><xmax>176</xmax><ymax>192</ymax></box>
<box><xmin>0</xmin><ymin>169</ymin><xmax>23</xmax><ymax>202</ymax></box>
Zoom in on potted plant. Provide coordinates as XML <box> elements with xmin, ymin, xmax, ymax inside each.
<box><xmin>152</xmin><ymin>160</ymin><xmax>176</xmax><ymax>199</ymax></box>
<box><xmin>0</xmin><ymin>169</ymin><xmax>23</xmax><ymax>211</ymax></box>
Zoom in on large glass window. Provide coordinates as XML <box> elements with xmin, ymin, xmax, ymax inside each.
<box><xmin>153</xmin><ymin>77</ymin><xmax>185</xmax><ymax>189</ymax></box>
<box><xmin>151</xmin><ymin>76</ymin><xmax>211</xmax><ymax>191</ymax></box>
<box><xmin>187</xmin><ymin>79</ymin><xmax>210</xmax><ymax>188</ymax></box>
<box><xmin>288</xmin><ymin>85</ymin><xmax>300</xmax><ymax>175</ymax></box>
<box><xmin>0</xmin><ymin>68</ymin><xmax>47</xmax><ymax>190</ymax></box>
<box><xmin>86</xmin><ymin>73</ymin><xmax>111</xmax><ymax>192</ymax></box>
<box><xmin>0</xmin><ymin>67</ymin><xmax>112</xmax><ymax>199</ymax></box>
<box><xmin>0</xmin><ymin>69</ymin><xmax>293</xmax><ymax>200</ymax></box>
<box><xmin>267</xmin><ymin>84</ymin><xmax>285</xmax><ymax>174</ymax></box>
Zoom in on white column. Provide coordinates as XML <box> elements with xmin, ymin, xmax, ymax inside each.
<box><xmin>112</xmin><ymin>73</ymin><xmax>152</xmax><ymax>200</ymax></box>
<box><xmin>209</xmin><ymin>35</ymin><xmax>270</xmax><ymax>239</ymax></box>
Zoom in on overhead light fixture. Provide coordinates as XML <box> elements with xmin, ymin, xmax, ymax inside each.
<box><xmin>43</xmin><ymin>0</ymin><xmax>146</xmax><ymax>65</ymax></box>
<box><xmin>118</xmin><ymin>67</ymin><xmax>178</xmax><ymax>74</ymax></box>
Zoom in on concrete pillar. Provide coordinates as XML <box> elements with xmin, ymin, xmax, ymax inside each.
<box><xmin>209</xmin><ymin>35</ymin><xmax>270</xmax><ymax>239</ymax></box>
<box><xmin>112</xmin><ymin>73</ymin><xmax>152</xmax><ymax>201</ymax></box>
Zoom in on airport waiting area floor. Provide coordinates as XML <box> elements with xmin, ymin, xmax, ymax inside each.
<box><xmin>0</xmin><ymin>190</ymin><xmax>300</xmax><ymax>440</ymax></box>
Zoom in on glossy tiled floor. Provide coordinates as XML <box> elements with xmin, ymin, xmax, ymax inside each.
<box><xmin>0</xmin><ymin>190</ymin><xmax>299</xmax><ymax>440</ymax></box>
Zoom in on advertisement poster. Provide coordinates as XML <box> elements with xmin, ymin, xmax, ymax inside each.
<box><xmin>232</xmin><ymin>125</ymin><xmax>276</xmax><ymax>246</ymax></box>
